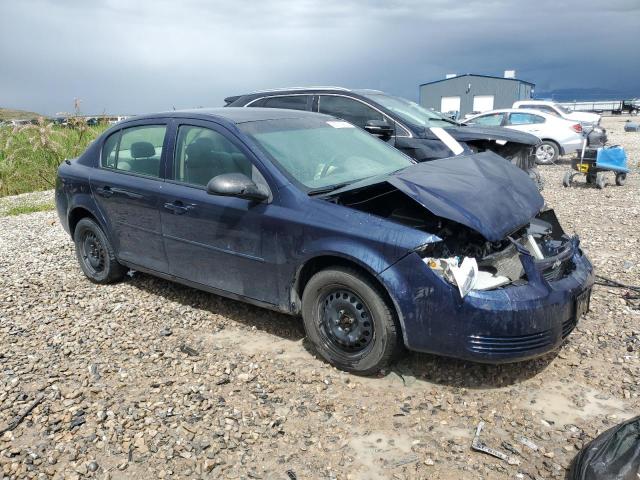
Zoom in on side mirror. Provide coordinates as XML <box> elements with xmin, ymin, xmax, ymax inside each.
<box><xmin>206</xmin><ymin>173</ymin><xmax>269</xmax><ymax>202</ymax></box>
<box><xmin>364</xmin><ymin>120</ymin><xmax>394</xmax><ymax>140</ymax></box>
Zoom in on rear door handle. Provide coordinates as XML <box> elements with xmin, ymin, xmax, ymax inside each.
<box><xmin>163</xmin><ymin>201</ymin><xmax>195</xmax><ymax>215</ymax></box>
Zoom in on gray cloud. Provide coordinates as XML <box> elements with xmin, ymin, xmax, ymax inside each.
<box><xmin>1</xmin><ymin>0</ymin><xmax>638</xmax><ymax>115</ymax></box>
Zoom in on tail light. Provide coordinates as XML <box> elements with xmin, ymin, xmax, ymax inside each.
<box><xmin>571</xmin><ymin>123</ymin><xmax>582</xmax><ymax>133</ymax></box>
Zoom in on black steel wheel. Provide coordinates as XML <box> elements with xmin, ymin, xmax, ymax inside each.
<box><xmin>615</xmin><ymin>172</ymin><xmax>627</xmax><ymax>186</ymax></box>
<box><xmin>318</xmin><ymin>288</ymin><xmax>374</xmax><ymax>353</ymax></box>
<box><xmin>73</xmin><ymin>217</ymin><xmax>125</xmax><ymax>284</ymax></box>
<box><xmin>302</xmin><ymin>267</ymin><xmax>402</xmax><ymax>374</ymax></box>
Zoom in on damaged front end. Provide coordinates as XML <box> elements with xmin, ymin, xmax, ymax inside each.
<box><xmin>419</xmin><ymin>209</ymin><xmax>577</xmax><ymax>297</ymax></box>
<box><xmin>322</xmin><ymin>153</ymin><xmax>593</xmax><ymax>362</ymax></box>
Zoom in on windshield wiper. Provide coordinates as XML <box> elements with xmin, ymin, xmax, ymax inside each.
<box><xmin>307</xmin><ymin>182</ymin><xmax>353</xmax><ymax>196</ymax></box>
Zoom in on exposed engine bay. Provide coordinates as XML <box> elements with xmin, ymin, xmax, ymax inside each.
<box><xmin>327</xmin><ymin>183</ymin><xmax>574</xmax><ymax>296</ymax></box>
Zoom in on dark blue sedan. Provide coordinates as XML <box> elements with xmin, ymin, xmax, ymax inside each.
<box><xmin>55</xmin><ymin>108</ymin><xmax>594</xmax><ymax>374</ymax></box>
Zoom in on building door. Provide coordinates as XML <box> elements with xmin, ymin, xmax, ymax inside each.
<box><xmin>472</xmin><ymin>95</ymin><xmax>495</xmax><ymax>112</ymax></box>
<box><xmin>440</xmin><ymin>96</ymin><xmax>461</xmax><ymax>114</ymax></box>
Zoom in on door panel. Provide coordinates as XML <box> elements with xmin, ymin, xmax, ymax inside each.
<box><xmin>91</xmin><ymin>170</ymin><xmax>167</xmax><ymax>271</ymax></box>
<box><xmin>160</xmin><ymin>122</ymin><xmax>280</xmax><ymax>304</ymax></box>
<box><xmin>160</xmin><ymin>184</ymin><xmax>279</xmax><ymax>301</ymax></box>
<box><xmin>90</xmin><ymin>123</ymin><xmax>169</xmax><ymax>272</ymax></box>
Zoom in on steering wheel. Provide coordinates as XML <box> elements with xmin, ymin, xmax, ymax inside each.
<box><xmin>319</xmin><ymin>152</ymin><xmax>349</xmax><ymax>178</ymax></box>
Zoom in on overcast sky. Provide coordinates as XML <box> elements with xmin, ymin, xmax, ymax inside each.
<box><xmin>1</xmin><ymin>0</ymin><xmax>639</xmax><ymax>115</ymax></box>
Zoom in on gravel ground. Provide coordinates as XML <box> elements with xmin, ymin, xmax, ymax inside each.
<box><xmin>1</xmin><ymin>116</ymin><xmax>639</xmax><ymax>480</ymax></box>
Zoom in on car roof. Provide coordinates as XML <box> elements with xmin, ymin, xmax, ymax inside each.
<box><xmin>225</xmin><ymin>87</ymin><xmax>387</xmax><ymax>103</ymax></box>
<box><xmin>120</xmin><ymin>107</ymin><xmax>324</xmax><ymax>125</ymax></box>
<box><xmin>514</xmin><ymin>100</ymin><xmax>556</xmax><ymax>105</ymax></box>
<box><xmin>471</xmin><ymin>108</ymin><xmax>552</xmax><ymax>116</ymax></box>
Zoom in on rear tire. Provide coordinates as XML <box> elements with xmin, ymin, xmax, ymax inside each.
<box><xmin>73</xmin><ymin>218</ymin><xmax>126</xmax><ymax>284</ymax></box>
<box><xmin>615</xmin><ymin>173</ymin><xmax>627</xmax><ymax>186</ymax></box>
<box><xmin>301</xmin><ymin>267</ymin><xmax>402</xmax><ymax>375</ymax></box>
<box><xmin>535</xmin><ymin>141</ymin><xmax>559</xmax><ymax>165</ymax></box>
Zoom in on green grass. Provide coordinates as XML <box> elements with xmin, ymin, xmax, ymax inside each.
<box><xmin>3</xmin><ymin>202</ymin><xmax>55</xmax><ymax>216</ymax></box>
<box><xmin>0</xmin><ymin>107</ymin><xmax>41</xmax><ymax>121</ymax></box>
<box><xmin>0</xmin><ymin>121</ymin><xmax>109</xmax><ymax>197</ymax></box>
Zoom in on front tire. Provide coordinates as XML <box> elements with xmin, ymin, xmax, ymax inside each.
<box><xmin>73</xmin><ymin>218</ymin><xmax>126</xmax><ymax>284</ymax></box>
<box><xmin>615</xmin><ymin>172</ymin><xmax>627</xmax><ymax>186</ymax></box>
<box><xmin>535</xmin><ymin>141</ymin><xmax>559</xmax><ymax>165</ymax></box>
<box><xmin>301</xmin><ymin>267</ymin><xmax>402</xmax><ymax>375</ymax></box>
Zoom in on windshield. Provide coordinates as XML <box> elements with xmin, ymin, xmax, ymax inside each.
<box><xmin>239</xmin><ymin>117</ymin><xmax>413</xmax><ymax>191</ymax></box>
<box><xmin>553</xmin><ymin>103</ymin><xmax>571</xmax><ymax>114</ymax></box>
<box><xmin>363</xmin><ymin>94</ymin><xmax>457</xmax><ymax>128</ymax></box>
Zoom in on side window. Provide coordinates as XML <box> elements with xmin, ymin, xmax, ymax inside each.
<box><xmin>258</xmin><ymin>95</ymin><xmax>310</xmax><ymax>111</ymax></box>
<box><xmin>318</xmin><ymin>96</ymin><xmax>385</xmax><ymax>128</ymax></box>
<box><xmin>467</xmin><ymin>113</ymin><xmax>504</xmax><ymax>126</ymax></box>
<box><xmin>174</xmin><ymin>125</ymin><xmax>262</xmax><ymax>188</ymax></box>
<box><xmin>508</xmin><ymin>113</ymin><xmax>545</xmax><ymax>125</ymax></box>
<box><xmin>101</xmin><ymin>125</ymin><xmax>166</xmax><ymax>177</ymax></box>
<box><xmin>102</xmin><ymin>132</ymin><xmax>119</xmax><ymax>168</ymax></box>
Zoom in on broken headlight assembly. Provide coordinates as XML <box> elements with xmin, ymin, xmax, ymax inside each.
<box><xmin>420</xmin><ymin>211</ymin><xmax>574</xmax><ymax>298</ymax></box>
<box><xmin>423</xmin><ymin>256</ymin><xmax>512</xmax><ymax>297</ymax></box>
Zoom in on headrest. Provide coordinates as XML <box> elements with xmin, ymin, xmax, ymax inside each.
<box><xmin>130</xmin><ymin>141</ymin><xmax>155</xmax><ymax>159</ymax></box>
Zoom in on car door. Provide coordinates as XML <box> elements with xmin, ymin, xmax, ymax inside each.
<box><xmin>90</xmin><ymin>121</ymin><xmax>169</xmax><ymax>272</ymax></box>
<box><xmin>505</xmin><ymin>112</ymin><xmax>546</xmax><ymax>137</ymax></box>
<box><xmin>159</xmin><ymin>120</ymin><xmax>280</xmax><ymax>304</ymax></box>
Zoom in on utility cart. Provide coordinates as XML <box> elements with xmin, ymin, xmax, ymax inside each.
<box><xmin>563</xmin><ymin>131</ymin><xmax>629</xmax><ymax>189</ymax></box>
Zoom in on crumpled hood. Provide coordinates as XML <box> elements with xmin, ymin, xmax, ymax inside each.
<box><xmin>418</xmin><ymin>125</ymin><xmax>540</xmax><ymax>146</ymax></box>
<box><xmin>387</xmin><ymin>151</ymin><xmax>544</xmax><ymax>241</ymax></box>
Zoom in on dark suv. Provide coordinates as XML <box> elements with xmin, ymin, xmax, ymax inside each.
<box><xmin>225</xmin><ymin>87</ymin><xmax>543</xmax><ymax>189</ymax></box>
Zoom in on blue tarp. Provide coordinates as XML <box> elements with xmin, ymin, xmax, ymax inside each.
<box><xmin>596</xmin><ymin>146</ymin><xmax>629</xmax><ymax>173</ymax></box>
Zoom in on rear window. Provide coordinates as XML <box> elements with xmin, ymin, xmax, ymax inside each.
<box><xmin>101</xmin><ymin>125</ymin><xmax>167</xmax><ymax>177</ymax></box>
<box><xmin>251</xmin><ymin>95</ymin><xmax>311</xmax><ymax>111</ymax></box>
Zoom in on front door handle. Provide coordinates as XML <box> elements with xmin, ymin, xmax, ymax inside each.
<box><xmin>164</xmin><ymin>201</ymin><xmax>195</xmax><ymax>215</ymax></box>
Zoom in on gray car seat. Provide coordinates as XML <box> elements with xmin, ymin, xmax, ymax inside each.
<box><xmin>129</xmin><ymin>141</ymin><xmax>160</xmax><ymax>176</ymax></box>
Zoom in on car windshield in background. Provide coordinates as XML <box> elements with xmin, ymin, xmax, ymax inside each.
<box><xmin>240</xmin><ymin>117</ymin><xmax>412</xmax><ymax>191</ymax></box>
<box><xmin>363</xmin><ymin>94</ymin><xmax>457</xmax><ymax>128</ymax></box>
<box><xmin>555</xmin><ymin>103</ymin><xmax>571</xmax><ymax>114</ymax></box>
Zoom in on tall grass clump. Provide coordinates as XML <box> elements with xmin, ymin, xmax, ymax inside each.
<box><xmin>0</xmin><ymin>104</ymin><xmax>109</xmax><ymax>196</ymax></box>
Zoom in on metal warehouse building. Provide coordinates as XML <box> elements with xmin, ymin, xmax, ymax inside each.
<box><xmin>419</xmin><ymin>72</ymin><xmax>535</xmax><ymax>117</ymax></box>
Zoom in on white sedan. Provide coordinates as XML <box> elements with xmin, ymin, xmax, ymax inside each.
<box><xmin>512</xmin><ymin>100</ymin><xmax>601</xmax><ymax>126</ymax></box>
<box><xmin>464</xmin><ymin>109</ymin><xmax>584</xmax><ymax>165</ymax></box>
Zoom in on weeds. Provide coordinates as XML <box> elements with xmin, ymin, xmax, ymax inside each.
<box><xmin>3</xmin><ymin>202</ymin><xmax>55</xmax><ymax>216</ymax></box>
<box><xmin>0</xmin><ymin>101</ymin><xmax>109</xmax><ymax>197</ymax></box>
